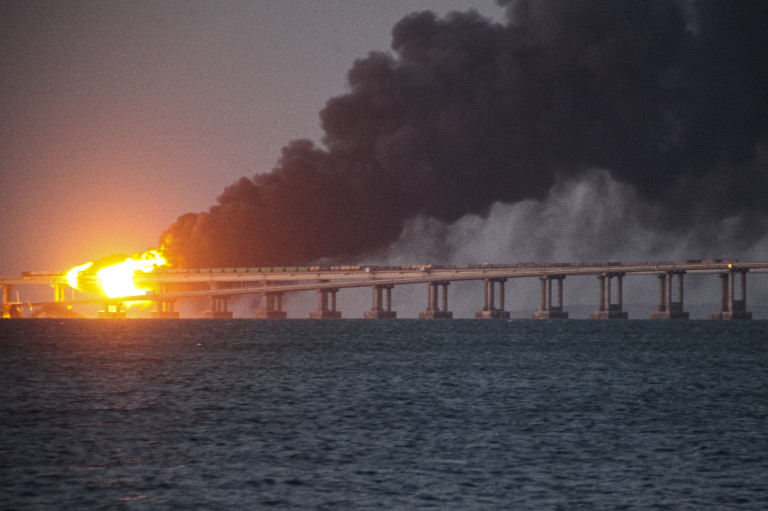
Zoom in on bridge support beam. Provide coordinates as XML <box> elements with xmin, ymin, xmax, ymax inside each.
<box><xmin>365</xmin><ymin>285</ymin><xmax>396</xmax><ymax>319</ymax></box>
<box><xmin>591</xmin><ymin>273</ymin><xmax>628</xmax><ymax>319</ymax></box>
<box><xmin>203</xmin><ymin>296</ymin><xmax>233</xmax><ymax>318</ymax></box>
<box><xmin>311</xmin><ymin>287</ymin><xmax>341</xmax><ymax>319</ymax></box>
<box><xmin>99</xmin><ymin>302</ymin><xmax>126</xmax><ymax>319</ymax></box>
<box><xmin>420</xmin><ymin>281</ymin><xmax>453</xmax><ymax>319</ymax></box>
<box><xmin>150</xmin><ymin>284</ymin><xmax>180</xmax><ymax>318</ymax></box>
<box><xmin>476</xmin><ymin>278</ymin><xmax>510</xmax><ymax>319</ymax></box>
<box><xmin>532</xmin><ymin>275</ymin><xmax>568</xmax><ymax>319</ymax></box>
<box><xmin>255</xmin><ymin>292</ymin><xmax>287</xmax><ymax>319</ymax></box>
<box><xmin>712</xmin><ymin>268</ymin><xmax>752</xmax><ymax>319</ymax></box>
<box><xmin>651</xmin><ymin>271</ymin><xmax>688</xmax><ymax>319</ymax></box>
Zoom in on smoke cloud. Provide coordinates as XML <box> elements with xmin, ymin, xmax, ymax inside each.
<box><xmin>161</xmin><ymin>0</ymin><xmax>768</xmax><ymax>268</ymax></box>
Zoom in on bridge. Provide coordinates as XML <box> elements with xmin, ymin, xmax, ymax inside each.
<box><xmin>2</xmin><ymin>260</ymin><xmax>767</xmax><ymax>319</ymax></box>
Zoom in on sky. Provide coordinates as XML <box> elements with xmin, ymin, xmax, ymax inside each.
<box><xmin>1</xmin><ymin>0</ymin><xmax>505</xmax><ymax>275</ymax></box>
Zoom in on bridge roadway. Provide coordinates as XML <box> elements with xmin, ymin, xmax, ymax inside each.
<box><xmin>2</xmin><ymin>260</ymin><xmax>768</xmax><ymax>319</ymax></box>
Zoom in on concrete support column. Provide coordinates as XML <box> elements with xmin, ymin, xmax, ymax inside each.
<box><xmin>203</xmin><ymin>296</ymin><xmax>233</xmax><ymax>318</ymax></box>
<box><xmin>592</xmin><ymin>273</ymin><xmax>627</xmax><ymax>319</ymax></box>
<box><xmin>203</xmin><ymin>281</ymin><xmax>232</xmax><ymax>318</ymax></box>
<box><xmin>485</xmin><ymin>279</ymin><xmax>496</xmax><ymax>312</ymax></box>
<box><xmin>1</xmin><ymin>285</ymin><xmax>18</xmax><ymax>319</ymax></box>
<box><xmin>255</xmin><ymin>291</ymin><xmax>287</xmax><ymax>319</ymax></box>
<box><xmin>421</xmin><ymin>281</ymin><xmax>453</xmax><ymax>319</ymax></box>
<box><xmin>652</xmin><ymin>271</ymin><xmax>689</xmax><ymax>319</ymax></box>
<box><xmin>54</xmin><ymin>283</ymin><xmax>67</xmax><ymax>302</ymax></box>
<box><xmin>597</xmin><ymin>275</ymin><xmax>606</xmax><ymax>312</ymax></box>
<box><xmin>476</xmin><ymin>278</ymin><xmax>510</xmax><ymax>319</ymax></box>
<box><xmin>2</xmin><ymin>285</ymin><xmax>14</xmax><ymax>305</ymax></box>
<box><xmin>441</xmin><ymin>283</ymin><xmax>449</xmax><ymax>313</ymax></box>
<box><xmin>311</xmin><ymin>288</ymin><xmax>342</xmax><ymax>319</ymax></box>
<box><xmin>718</xmin><ymin>273</ymin><xmax>728</xmax><ymax>312</ymax></box>
<box><xmin>427</xmin><ymin>282</ymin><xmax>437</xmax><ymax>312</ymax></box>
<box><xmin>99</xmin><ymin>302</ymin><xmax>126</xmax><ymax>319</ymax></box>
<box><xmin>151</xmin><ymin>299</ymin><xmax>179</xmax><ymax>319</ymax></box>
<box><xmin>657</xmin><ymin>274</ymin><xmax>666</xmax><ymax>312</ymax></box>
<box><xmin>365</xmin><ymin>285</ymin><xmax>397</xmax><ymax>319</ymax></box>
<box><xmin>728</xmin><ymin>271</ymin><xmax>735</xmax><ymax>313</ymax></box>
<box><xmin>740</xmin><ymin>270</ymin><xmax>747</xmax><ymax>305</ymax></box>
<box><xmin>713</xmin><ymin>268</ymin><xmax>752</xmax><ymax>319</ymax></box>
<box><xmin>533</xmin><ymin>275</ymin><xmax>568</xmax><ymax>319</ymax></box>
<box><xmin>150</xmin><ymin>283</ymin><xmax>180</xmax><ymax>318</ymax></box>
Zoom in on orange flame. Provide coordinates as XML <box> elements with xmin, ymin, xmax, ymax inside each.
<box><xmin>67</xmin><ymin>248</ymin><xmax>169</xmax><ymax>299</ymax></box>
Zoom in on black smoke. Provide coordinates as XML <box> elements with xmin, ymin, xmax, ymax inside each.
<box><xmin>161</xmin><ymin>0</ymin><xmax>768</xmax><ymax>268</ymax></box>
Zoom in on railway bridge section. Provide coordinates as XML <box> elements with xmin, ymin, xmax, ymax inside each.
<box><xmin>2</xmin><ymin>260</ymin><xmax>767</xmax><ymax>319</ymax></box>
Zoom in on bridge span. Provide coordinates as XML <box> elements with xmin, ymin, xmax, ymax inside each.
<box><xmin>2</xmin><ymin>260</ymin><xmax>767</xmax><ymax>319</ymax></box>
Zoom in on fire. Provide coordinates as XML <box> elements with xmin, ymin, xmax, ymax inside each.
<box><xmin>66</xmin><ymin>262</ymin><xmax>94</xmax><ymax>289</ymax></box>
<box><xmin>67</xmin><ymin>248</ymin><xmax>169</xmax><ymax>299</ymax></box>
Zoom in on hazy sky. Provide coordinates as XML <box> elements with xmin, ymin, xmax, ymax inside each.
<box><xmin>1</xmin><ymin>0</ymin><xmax>505</xmax><ymax>275</ymax></box>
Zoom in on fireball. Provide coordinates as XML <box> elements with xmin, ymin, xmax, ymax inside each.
<box><xmin>67</xmin><ymin>248</ymin><xmax>168</xmax><ymax>299</ymax></box>
<box><xmin>66</xmin><ymin>261</ymin><xmax>94</xmax><ymax>289</ymax></box>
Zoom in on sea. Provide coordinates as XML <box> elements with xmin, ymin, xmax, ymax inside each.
<box><xmin>1</xmin><ymin>319</ymin><xmax>767</xmax><ymax>510</ymax></box>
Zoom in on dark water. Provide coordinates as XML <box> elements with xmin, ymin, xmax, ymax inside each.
<box><xmin>1</xmin><ymin>319</ymin><xmax>767</xmax><ymax>510</ymax></box>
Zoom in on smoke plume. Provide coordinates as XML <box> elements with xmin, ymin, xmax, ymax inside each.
<box><xmin>161</xmin><ymin>0</ymin><xmax>768</xmax><ymax>268</ymax></box>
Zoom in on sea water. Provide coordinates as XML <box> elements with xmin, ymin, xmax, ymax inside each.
<box><xmin>1</xmin><ymin>319</ymin><xmax>767</xmax><ymax>510</ymax></box>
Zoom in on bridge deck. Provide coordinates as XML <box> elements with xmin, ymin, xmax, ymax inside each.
<box><xmin>2</xmin><ymin>260</ymin><xmax>768</xmax><ymax>308</ymax></box>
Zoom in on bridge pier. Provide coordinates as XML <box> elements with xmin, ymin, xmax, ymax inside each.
<box><xmin>1</xmin><ymin>285</ymin><xmax>18</xmax><ymax>318</ymax></box>
<box><xmin>311</xmin><ymin>287</ymin><xmax>341</xmax><ymax>319</ymax></box>
<box><xmin>203</xmin><ymin>296</ymin><xmax>233</xmax><ymax>318</ymax></box>
<box><xmin>255</xmin><ymin>291</ymin><xmax>287</xmax><ymax>319</ymax></box>
<box><xmin>476</xmin><ymin>278</ymin><xmax>510</xmax><ymax>319</ymax></box>
<box><xmin>150</xmin><ymin>284</ymin><xmax>180</xmax><ymax>318</ymax></box>
<box><xmin>54</xmin><ymin>283</ymin><xmax>68</xmax><ymax>302</ymax></box>
<box><xmin>365</xmin><ymin>285</ymin><xmax>396</xmax><ymax>319</ymax></box>
<box><xmin>651</xmin><ymin>271</ymin><xmax>688</xmax><ymax>319</ymax></box>
<box><xmin>591</xmin><ymin>273</ymin><xmax>628</xmax><ymax>319</ymax></box>
<box><xmin>532</xmin><ymin>275</ymin><xmax>568</xmax><ymax>319</ymax></box>
<box><xmin>99</xmin><ymin>302</ymin><xmax>126</xmax><ymax>319</ymax></box>
<box><xmin>420</xmin><ymin>281</ymin><xmax>453</xmax><ymax>319</ymax></box>
<box><xmin>151</xmin><ymin>299</ymin><xmax>179</xmax><ymax>318</ymax></box>
<box><xmin>712</xmin><ymin>268</ymin><xmax>752</xmax><ymax>319</ymax></box>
